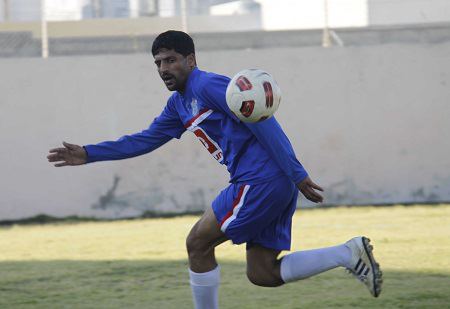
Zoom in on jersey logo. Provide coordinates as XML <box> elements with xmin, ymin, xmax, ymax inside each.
<box><xmin>190</xmin><ymin>98</ymin><xmax>199</xmax><ymax>116</ymax></box>
<box><xmin>193</xmin><ymin>127</ymin><xmax>223</xmax><ymax>163</ymax></box>
<box><xmin>185</xmin><ymin>109</ymin><xmax>224</xmax><ymax>163</ymax></box>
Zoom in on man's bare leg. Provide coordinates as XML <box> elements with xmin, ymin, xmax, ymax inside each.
<box><xmin>246</xmin><ymin>243</ymin><xmax>353</xmax><ymax>287</ymax></box>
<box><xmin>246</xmin><ymin>240</ymin><xmax>382</xmax><ymax>297</ymax></box>
<box><xmin>186</xmin><ymin>207</ymin><xmax>228</xmax><ymax>309</ymax></box>
<box><xmin>246</xmin><ymin>245</ymin><xmax>284</xmax><ymax>287</ymax></box>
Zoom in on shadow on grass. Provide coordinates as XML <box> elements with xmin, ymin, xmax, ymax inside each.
<box><xmin>1</xmin><ymin>260</ymin><xmax>449</xmax><ymax>309</ymax></box>
<box><xmin>2</xmin><ymin>204</ymin><xmax>449</xmax><ymax>227</ymax></box>
<box><xmin>0</xmin><ymin>211</ymin><xmax>204</xmax><ymax>227</ymax></box>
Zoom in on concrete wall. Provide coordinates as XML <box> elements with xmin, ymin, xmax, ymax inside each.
<box><xmin>0</xmin><ymin>14</ymin><xmax>261</xmax><ymax>38</ymax></box>
<box><xmin>3</xmin><ymin>24</ymin><xmax>450</xmax><ymax>58</ymax></box>
<box><xmin>255</xmin><ymin>0</ymin><xmax>369</xmax><ymax>30</ymax></box>
<box><xmin>368</xmin><ymin>0</ymin><xmax>450</xmax><ymax>26</ymax></box>
<box><xmin>2</xmin><ymin>0</ymin><xmax>449</xmax><ymax>28</ymax></box>
<box><xmin>1</xmin><ymin>42</ymin><xmax>449</xmax><ymax>220</ymax></box>
<box><xmin>2</xmin><ymin>0</ymin><xmax>450</xmax><ymax>37</ymax></box>
<box><xmin>256</xmin><ymin>0</ymin><xmax>450</xmax><ymax>30</ymax></box>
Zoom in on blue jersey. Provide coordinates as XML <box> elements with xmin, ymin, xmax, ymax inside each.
<box><xmin>84</xmin><ymin>68</ymin><xmax>308</xmax><ymax>185</ymax></box>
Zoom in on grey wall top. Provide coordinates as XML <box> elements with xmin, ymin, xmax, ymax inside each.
<box><xmin>1</xmin><ymin>23</ymin><xmax>450</xmax><ymax>58</ymax></box>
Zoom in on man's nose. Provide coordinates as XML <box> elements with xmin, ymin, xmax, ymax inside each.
<box><xmin>159</xmin><ymin>62</ymin><xmax>169</xmax><ymax>74</ymax></box>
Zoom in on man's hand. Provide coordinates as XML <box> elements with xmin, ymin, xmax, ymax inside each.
<box><xmin>297</xmin><ymin>176</ymin><xmax>324</xmax><ymax>203</ymax></box>
<box><xmin>47</xmin><ymin>141</ymin><xmax>87</xmax><ymax>167</ymax></box>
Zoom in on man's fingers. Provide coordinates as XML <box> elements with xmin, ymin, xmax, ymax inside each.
<box><xmin>54</xmin><ymin>162</ymin><xmax>69</xmax><ymax>167</ymax></box>
<box><xmin>313</xmin><ymin>193</ymin><xmax>324</xmax><ymax>203</ymax></box>
<box><xmin>63</xmin><ymin>141</ymin><xmax>77</xmax><ymax>150</ymax></box>
<box><xmin>311</xmin><ymin>182</ymin><xmax>324</xmax><ymax>192</ymax></box>
<box><xmin>298</xmin><ymin>178</ymin><xmax>324</xmax><ymax>203</ymax></box>
<box><xmin>303</xmin><ymin>187</ymin><xmax>324</xmax><ymax>203</ymax></box>
<box><xmin>47</xmin><ymin>153</ymin><xmax>64</xmax><ymax>162</ymax></box>
<box><xmin>307</xmin><ymin>192</ymin><xmax>320</xmax><ymax>203</ymax></box>
<box><xmin>49</xmin><ymin>147</ymin><xmax>67</xmax><ymax>153</ymax></box>
<box><xmin>309</xmin><ymin>187</ymin><xmax>323</xmax><ymax>202</ymax></box>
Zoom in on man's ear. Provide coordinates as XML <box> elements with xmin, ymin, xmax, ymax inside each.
<box><xmin>187</xmin><ymin>53</ymin><xmax>196</xmax><ymax>68</ymax></box>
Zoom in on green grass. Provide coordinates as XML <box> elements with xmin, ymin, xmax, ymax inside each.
<box><xmin>1</xmin><ymin>205</ymin><xmax>449</xmax><ymax>308</ymax></box>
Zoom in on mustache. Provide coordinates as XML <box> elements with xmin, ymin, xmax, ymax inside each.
<box><xmin>161</xmin><ymin>74</ymin><xmax>175</xmax><ymax>80</ymax></box>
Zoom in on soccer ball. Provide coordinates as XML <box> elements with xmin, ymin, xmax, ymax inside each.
<box><xmin>226</xmin><ymin>69</ymin><xmax>281</xmax><ymax>123</ymax></box>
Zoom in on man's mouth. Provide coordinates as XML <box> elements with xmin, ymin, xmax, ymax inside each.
<box><xmin>162</xmin><ymin>75</ymin><xmax>175</xmax><ymax>86</ymax></box>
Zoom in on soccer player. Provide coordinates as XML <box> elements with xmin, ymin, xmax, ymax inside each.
<box><xmin>47</xmin><ymin>30</ymin><xmax>382</xmax><ymax>308</ymax></box>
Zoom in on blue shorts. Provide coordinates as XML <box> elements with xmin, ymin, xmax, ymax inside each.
<box><xmin>212</xmin><ymin>175</ymin><xmax>298</xmax><ymax>251</ymax></box>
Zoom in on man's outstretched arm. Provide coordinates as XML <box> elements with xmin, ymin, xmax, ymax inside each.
<box><xmin>47</xmin><ymin>126</ymin><xmax>175</xmax><ymax>167</ymax></box>
<box><xmin>47</xmin><ymin>99</ymin><xmax>185</xmax><ymax>167</ymax></box>
<box><xmin>81</xmin><ymin>126</ymin><xmax>176</xmax><ymax>163</ymax></box>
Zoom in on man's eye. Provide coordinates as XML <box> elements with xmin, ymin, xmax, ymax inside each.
<box><xmin>169</xmin><ymin>58</ymin><xmax>175</xmax><ymax>63</ymax></box>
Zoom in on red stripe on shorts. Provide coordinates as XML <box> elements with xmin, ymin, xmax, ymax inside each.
<box><xmin>220</xmin><ymin>185</ymin><xmax>246</xmax><ymax>227</ymax></box>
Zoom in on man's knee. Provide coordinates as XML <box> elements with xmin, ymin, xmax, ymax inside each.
<box><xmin>246</xmin><ymin>264</ymin><xmax>284</xmax><ymax>287</ymax></box>
<box><xmin>246</xmin><ymin>245</ymin><xmax>284</xmax><ymax>287</ymax></box>
<box><xmin>186</xmin><ymin>208</ymin><xmax>228</xmax><ymax>260</ymax></box>
<box><xmin>186</xmin><ymin>227</ymin><xmax>209</xmax><ymax>258</ymax></box>
<box><xmin>246</xmin><ymin>269</ymin><xmax>283</xmax><ymax>287</ymax></box>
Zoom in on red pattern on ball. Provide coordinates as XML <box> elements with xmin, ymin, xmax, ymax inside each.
<box><xmin>263</xmin><ymin>81</ymin><xmax>274</xmax><ymax>108</ymax></box>
<box><xmin>236</xmin><ymin>76</ymin><xmax>253</xmax><ymax>91</ymax></box>
<box><xmin>240</xmin><ymin>100</ymin><xmax>255</xmax><ymax>118</ymax></box>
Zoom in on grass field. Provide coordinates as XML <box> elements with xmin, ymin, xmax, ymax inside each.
<box><xmin>1</xmin><ymin>205</ymin><xmax>449</xmax><ymax>309</ymax></box>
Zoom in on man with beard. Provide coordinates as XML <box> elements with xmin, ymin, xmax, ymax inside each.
<box><xmin>47</xmin><ymin>30</ymin><xmax>382</xmax><ymax>308</ymax></box>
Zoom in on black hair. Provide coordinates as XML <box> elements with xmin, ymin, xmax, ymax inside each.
<box><xmin>151</xmin><ymin>30</ymin><xmax>195</xmax><ymax>56</ymax></box>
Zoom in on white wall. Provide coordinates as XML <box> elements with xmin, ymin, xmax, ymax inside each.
<box><xmin>368</xmin><ymin>0</ymin><xmax>450</xmax><ymax>26</ymax></box>
<box><xmin>0</xmin><ymin>0</ymin><xmax>149</xmax><ymax>22</ymax></box>
<box><xmin>159</xmin><ymin>0</ymin><xmax>177</xmax><ymax>17</ymax></box>
<box><xmin>0</xmin><ymin>1</ymin><xmax>4</xmax><ymax>22</ymax></box>
<box><xmin>7</xmin><ymin>0</ymin><xmax>41</xmax><ymax>22</ymax></box>
<box><xmin>256</xmin><ymin>0</ymin><xmax>368</xmax><ymax>30</ymax></box>
<box><xmin>1</xmin><ymin>0</ymin><xmax>450</xmax><ymax>27</ymax></box>
<box><xmin>44</xmin><ymin>0</ymin><xmax>89</xmax><ymax>21</ymax></box>
<box><xmin>257</xmin><ymin>0</ymin><xmax>450</xmax><ymax>30</ymax></box>
<box><xmin>213</xmin><ymin>0</ymin><xmax>450</xmax><ymax>31</ymax></box>
<box><xmin>0</xmin><ymin>42</ymin><xmax>449</xmax><ymax>220</ymax></box>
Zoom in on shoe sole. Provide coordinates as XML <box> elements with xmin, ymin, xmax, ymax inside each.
<box><xmin>362</xmin><ymin>237</ymin><xmax>383</xmax><ymax>297</ymax></box>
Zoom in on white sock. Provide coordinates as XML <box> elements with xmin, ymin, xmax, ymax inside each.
<box><xmin>280</xmin><ymin>244</ymin><xmax>351</xmax><ymax>283</ymax></box>
<box><xmin>189</xmin><ymin>265</ymin><xmax>220</xmax><ymax>309</ymax></box>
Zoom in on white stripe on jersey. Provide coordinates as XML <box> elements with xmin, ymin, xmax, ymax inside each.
<box><xmin>186</xmin><ymin>109</ymin><xmax>213</xmax><ymax>131</ymax></box>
